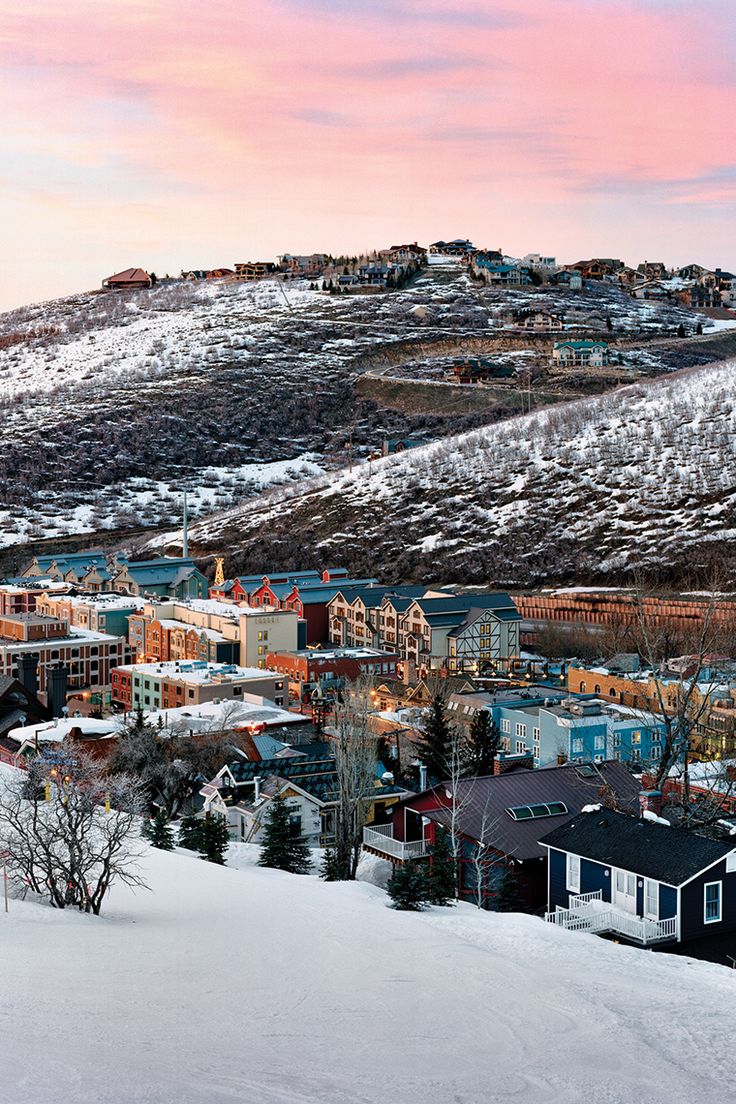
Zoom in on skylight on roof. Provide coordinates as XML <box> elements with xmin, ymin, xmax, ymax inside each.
<box><xmin>506</xmin><ymin>802</ymin><xmax>568</xmax><ymax>821</ymax></box>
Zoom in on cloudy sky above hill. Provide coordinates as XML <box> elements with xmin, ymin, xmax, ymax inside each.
<box><xmin>1</xmin><ymin>0</ymin><xmax>734</xmax><ymax>309</ymax></box>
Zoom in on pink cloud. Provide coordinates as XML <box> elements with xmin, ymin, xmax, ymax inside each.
<box><xmin>0</xmin><ymin>0</ymin><xmax>734</xmax><ymax>310</ymax></box>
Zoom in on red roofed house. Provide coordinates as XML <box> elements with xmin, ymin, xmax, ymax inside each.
<box><xmin>102</xmin><ymin>268</ymin><xmax>154</xmax><ymax>290</ymax></box>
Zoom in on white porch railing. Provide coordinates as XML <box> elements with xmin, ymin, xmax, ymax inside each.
<box><xmin>363</xmin><ymin>825</ymin><xmax>429</xmax><ymax>861</ymax></box>
<box><xmin>545</xmin><ymin>891</ymin><xmax>677</xmax><ymax>945</ymax></box>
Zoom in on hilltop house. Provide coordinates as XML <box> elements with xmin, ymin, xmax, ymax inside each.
<box><xmin>429</xmin><ymin>239</ymin><xmax>476</xmax><ymax>256</ymax></box>
<box><xmin>551</xmin><ymin>269</ymin><xmax>583</xmax><ymax>290</ymax></box>
<box><xmin>569</xmin><ymin>259</ymin><xmax>623</xmax><ymax>281</ymax></box>
<box><xmin>551</xmin><ymin>340</ymin><xmax>611</xmax><ymax>368</ymax></box>
<box><xmin>513</xmin><ymin>310</ymin><xmax>564</xmax><ymax>332</ymax></box>
<box><xmin>234</xmin><ymin>262</ymin><xmax>277</xmax><ymax>281</ymax></box>
<box><xmin>521</xmin><ymin>254</ymin><xmax>556</xmax><ymax>270</ymax></box>
<box><xmin>278</xmin><ymin>254</ymin><xmax>328</xmax><ymax>278</ymax></box>
<box><xmin>542</xmin><ymin>803</ymin><xmax>736</xmax><ymax>947</ymax></box>
<box><xmin>472</xmin><ymin>255</ymin><xmax>531</xmax><ymax>285</ymax></box>
<box><xmin>102</xmin><ymin>268</ymin><xmax>154</xmax><ymax>290</ymax></box>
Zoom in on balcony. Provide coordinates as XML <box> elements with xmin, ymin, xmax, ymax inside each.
<box><xmin>545</xmin><ymin>891</ymin><xmax>677</xmax><ymax>945</ymax></box>
<box><xmin>362</xmin><ymin>824</ymin><xmax>429</xmax><ymax>862</ymax></box>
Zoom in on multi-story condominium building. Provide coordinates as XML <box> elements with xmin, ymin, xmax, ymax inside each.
<box><xmin>20</xmin><ymin>553</ymin><xmax>208</xmax><ymax>600</ymax></box>
<box><xmin>0</xmin><ymin>613</ymin><xmax>128</xmax><ymax>695</ymax></box>
<box><xmin>265</xmin><ymin>646</ymin><xmax>399</xmax><ymax>703</ymax></box>
<box><xmin>328</xmin><ymin>590</ymin><xmax>521</xmax><ymax>673</ymax></box>
<box><xmin>493</xmin><ymin>697</ymin><xmax>665</xmax><ymax>768</ymax></box>
<box><xmin>446</xmin><ymin>689</ymin><xmax>665</xmax><ymax>768</ymax></box>
<box><xmin>127</xmin><ymin>599</ymin><xmax>302</xmax><ymax>670</ymax></box>
<box><xmin>110</xmin><ymin>660</ymin><xmax>285</xmax><ymax>711</ymax></box>
<box><xmin>36</xmin><ymin>593</ymin><xmax>145</xmax><ymax>638</ymax></box>
<box><xmin>328</xmin><ymin>586</ymin><xmax>428</xmax><ymax>651</ymax></box>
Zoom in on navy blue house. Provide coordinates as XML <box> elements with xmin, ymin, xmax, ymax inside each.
<box><xmin>541</xmin><ymin>808</ymin><xmax>736</xmax><ymax>946</ymax></box>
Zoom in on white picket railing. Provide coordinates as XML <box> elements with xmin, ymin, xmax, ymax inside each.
<box><xmin>545</xmin><ymin>895</ymin><xmax>677</xmax><ymax>945</ymax></box>
<box><xmin>362</xmin><ymin>826</ymin><xmax>429</xmax><ymax>860</ymax></box>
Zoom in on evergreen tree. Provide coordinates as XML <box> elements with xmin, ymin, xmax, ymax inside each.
<box><xmin>198</xmin><ymin>814</ymin><xmax>230</xmax><ymax>865</ymax></box>
<box><xmin>426</xmin><ymin>828</ymin><xmax>456</xmax><ymax>905</ymax></box>
<box><xmin>415</xmin><ymin>692</ymin><xmax>454</xmax><ymax>784</ymax></box>
<box><xmin>258</xmin><ymin>793</ymin><xmax>312</xmax><ymax>874</ymax></box>
<box><xmin>177</xmin><ymin>814</ymin><xmax>204</xmax><ymax>851</ymax></box>
<box><xmin>677</xmin><ymin>323</ymin><xmax>686</xmax><ymax>338</ymax></box>
<box><xmin>142</xmin><ymin>809</ymin><xmax>175</xmax><ymax>851</ymax></box>
<box><xmin>496</xmin><ymin>861</ymin><xmax>525</xmax><ymax>913</ymax></box>
<box><xmin>387</xmin><ymin>860</ymin><xmax>429</xmax><ymax>910</ymax></box>
<box><xmin>465</xmin><ymin>710</ymin><xmax>502</xmax><ymax>777</ymax></box>
<box><xmin>605</xmin><ymin>315</ymin><xmax>613</xmax><ymax>331</ymax></box>
<box><xmin>319</xmin><ymin>846</ymin><xmax>341</xmax><ymax>881</ymax></box>
<box><xmin>696</xmin><ymin>321</ymin><xmax>703</xmax><ymax>335</ymax></box>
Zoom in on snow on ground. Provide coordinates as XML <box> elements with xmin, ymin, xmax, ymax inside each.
<box><xmin>0</xmin><ymin>841</ymin><xmax>733</xmax><ymax>1104</ymax></box>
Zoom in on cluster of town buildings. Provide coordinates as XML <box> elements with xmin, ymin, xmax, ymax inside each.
<box><xmin>3</xmin><ymin>554</ymin><xmax>736</xmax><ymax>958</ymax></box>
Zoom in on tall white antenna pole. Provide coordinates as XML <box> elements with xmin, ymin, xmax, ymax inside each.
<box><xmin>182</xmin><ymin>491</ymin><xmax>188</xmax><ymax>559</ymax></box>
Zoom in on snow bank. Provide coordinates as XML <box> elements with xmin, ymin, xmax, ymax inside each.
<box><xmin>0</xmin><ymin>842</ymin><xmax>733</xmax><ymax>1103</ymax></box>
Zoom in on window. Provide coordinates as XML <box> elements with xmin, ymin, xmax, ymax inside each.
<box><xmin>501</xmin><ymin>719</ymin><xmax>511</xmax><ymax>734</ymax></box>
<box><xmin>566</xmin><ymin>853</ymin><xmax>580</xmax><ymax>892</ymax></box>
<box><xmin>645</xmin><ymin>879</ymin><xmax>658</xmax><ymax>919</ymax></box>
<box><xmin>726</xmin><ymin>852</ymin><xmax>736</xmax><ymax>874</ymax></box>
<box><xmin>515</xmin><ymin>740</ymin><xmax>526</xmax><ymax>754</ymax></box>
<box><xmin>650</xmin><ymin>742</ymin><xmax>661</xmax><ymax>759</ymax></box>
<box><xmin>515</xmin><ymin>722</ymin><xmax>526</xmax><ymax>739</ymax></box>
<box><xmin>631</xmin><ymin>730</ymin><xmax>641</xmax><ymax>746</ymax></box>
<box><xmin>506</xmin><ymin>802</ymin><xmax>568</xmax><ymax>821</ymax></box>
<box><xmin>704</xmin><ymin>882</ymin><xmax>722</xmax><ymax>924</ymax></box>
<box><xmin>533</xmin><ymin>727</ymin><xmax>540</xmax><ymax>742</ymax></box>
<box><xmin>572</xmin><ymin>738</ymin><xmax>584</xmax><ymax>754</ymax></box>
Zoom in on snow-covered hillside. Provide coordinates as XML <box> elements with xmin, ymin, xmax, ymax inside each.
<box><xmin>179</xmin><ymin>357</ymin><xmax>736</xmax><ymax>588</ymax></box>
<box><xmin>1</xmin><ymin>841</ymin><xmax>733</xmax><ymax>1104</ymax></box>
<box><xmin>0</xmin><ymin>267</ymin><xmax>726</xmax><ymax>554</ymax></box>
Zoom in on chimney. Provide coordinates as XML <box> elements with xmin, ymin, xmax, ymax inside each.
<box><xmin>494</xmin><ymin>751</ymin><xmax>534</xmax><ymax>775</ymax></box>
<box><xmin>47</xmin><ymin>666</ymin><xmax>68</xmax><ymax>719</ymax></box>
<box><xmin>254</xmin><ymin>775</ymin><xmax>262</xmax><ymax>802</ymax></box>
<box><xmin>17</xmin><ymin>654</ymin><xmax>39</xmax><ymax>696</ymax></box>
<box><xmin>639</xmin><ymin>789</ymin><xmax>662</xmax><ymax>818</ymax></box>
<box><xmin>402</xmin><ymin>659</ymin><xmax>417</xmax><ymax>686</ymax></box>
<box><xmin>418</xmin><ymin>763</ymin><xmax>428</xmax><ymax>791</ymax></box>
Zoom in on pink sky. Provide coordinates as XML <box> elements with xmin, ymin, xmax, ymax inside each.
<box><xmin>1</xmin><ymin>0</ymin><xmax>735</xmax><ymax>311</ymax></box>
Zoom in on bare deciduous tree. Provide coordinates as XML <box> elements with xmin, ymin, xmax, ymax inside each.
<box><xmin>332</xmin><ymin>681</ymin><xmax>380</xmax><ymax>880</ymax></box>
<box><xmin>0</xmin><ymin>743</ymin><xmax>146</xmax><ymax>914</ymax></box>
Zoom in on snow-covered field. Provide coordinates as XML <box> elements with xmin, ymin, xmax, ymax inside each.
<box><xmin>1</xmin><ymin>840</ymin><xmax>734</xmax><ymax>1104</ymax></box>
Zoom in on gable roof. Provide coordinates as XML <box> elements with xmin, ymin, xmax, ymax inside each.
<box><xmin>540</xmin><ymin>809</ymin><xmax>735</xmax><ymax>886</ymax></box>
<box><xmin>409</xmin><ymin>761</ymin><xmax>640</xmax><ymax>861</ymax></box>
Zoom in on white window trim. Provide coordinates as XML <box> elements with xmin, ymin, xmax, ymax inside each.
<box><xmin>566</xmin><ymin>852</ymin><xmax>581</xmax><ymax>893</ymax></box>
<box><xmin>644</xmin><ymin>878</ymin><xmax>659</xmax><ymax>920</ymax></box>
<box><xmin>704</xmin><ymin>881</ymin><xmax>722</xmax><ymax>924</ymax></box>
